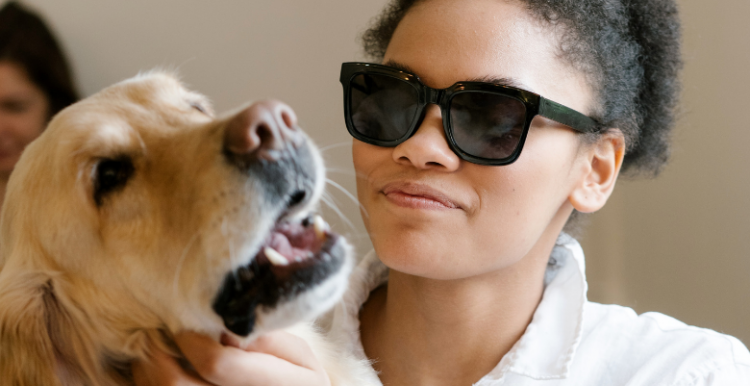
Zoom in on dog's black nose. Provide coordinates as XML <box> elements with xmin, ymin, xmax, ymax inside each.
<box><xmin>223</xmin><ymin>100</ymin><xmax>304</xmax><ymax>162</ymax></box>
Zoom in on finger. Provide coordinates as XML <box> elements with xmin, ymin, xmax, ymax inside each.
<box><xmin>240</xmin><ymin>330</ymin><xmax>322</xmax><ymax>371</ymax></box>
<box><xmin>132</xmin><ymin>344</ymin><xmax>213</xmax><ymax>386</ymax></box>
<box><xmin>175</xmin><ymin>332</ymin><xmax>327</xmax><ymax>386</ymax></box>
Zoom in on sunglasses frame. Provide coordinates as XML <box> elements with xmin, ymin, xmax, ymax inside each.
<box><xmin>340</xmin><ymin>62</ymin><xmax>600</xmax><ymax>165</ymax></box>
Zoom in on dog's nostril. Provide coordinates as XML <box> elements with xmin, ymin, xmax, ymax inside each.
<box><xmin>280</xmin><ymin>110</ymin><xmax>295</xmax><ymax>129</ymax></box>
<box><xmin>256</xmin><ymin>123</ymin><xmax>275</xmax><ymax>149</ymax></box>
<box><xmin>288</xmin><ymin>190</ymin><xmax>307</xmax><ymax>207</ymax></box>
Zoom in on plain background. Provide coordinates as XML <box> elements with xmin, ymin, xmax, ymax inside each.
<box><xmin>9</xmin><ymin>0</ymin><xmax>749</xmax><ymax>344</ymax></box>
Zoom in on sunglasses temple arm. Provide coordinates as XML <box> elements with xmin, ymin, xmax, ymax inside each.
<box><xmin>538</xmin><ymin>97</ymin><xmax>600</xmax><ymax>133</ymax></box>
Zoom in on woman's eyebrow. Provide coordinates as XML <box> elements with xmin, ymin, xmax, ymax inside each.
<box><xmin>465</xmin><ymin>75</ymin><xmax>531</xmax><ymax>91</ymax></box>
<box><xmin>382</xmin><ymin>60</ymin><xmax>418</xmax><ymax>75</ymax></box>
<box><xmin>383</xmin><ymin>60</ymin><xmax>530</xmax><ymax>91</ymax></box>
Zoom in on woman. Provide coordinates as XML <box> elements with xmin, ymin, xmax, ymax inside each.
<box><xmin>135</xmin><ymin>0</ymin><xmax>750</xmax><ymax>384</ymax></box>
<box><xmin>0</xmin><ymin>1</ymin><xmax>79</xmax><ymax>207</ymax></box>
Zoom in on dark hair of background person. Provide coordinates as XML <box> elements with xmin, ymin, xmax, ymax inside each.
<box><xmin>0</xmin><ymin>1</ymin><xmax>79</xmax><ymax>118</ymax></box>
<box><xmin>361</xmin><ymin>0</ymin><xmax>682</xmax><ymax>178</ymax></box>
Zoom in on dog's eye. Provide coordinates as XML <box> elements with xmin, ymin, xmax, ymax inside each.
<box><xmin>94</xmin><ymin>157</ymin><xmax>134</xmax><ymax>206</ymax></box>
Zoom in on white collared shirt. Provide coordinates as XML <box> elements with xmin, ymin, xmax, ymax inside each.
<box><xmin>320</xmin><ymin>235</ymin><xmax>750</xmax><ymax>385</ymax></box>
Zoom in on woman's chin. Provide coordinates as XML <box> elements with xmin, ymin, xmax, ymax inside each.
<box><xmin>374</xmin><ymin>243</ymin><xmax>480</xmax><ymax>280</ymax></box>
<box><xmin>371</xmin><ymin>229</ymin><xmax>531</xmax><ymax>281</ymax></box>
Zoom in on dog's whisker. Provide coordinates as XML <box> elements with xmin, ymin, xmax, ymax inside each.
<box><xmin>324</xmin><ymin>178</ymin><xmax>369</xmax><ymax>218</ymax></box>
<box><xmin>174</xmin><ymin>57</ymin><xmax>197</xmax><ymax>74</ymax></box>
<box><xmin>329</xmin><ymin>168</ymin><xmax>371</xmax><ymax>182</ymax></box>
<box><xmin>173</xmin><ymin>231</ymin><xmax>202</xmax><ymax>299</ymax></box>
<box><xmin>221</xmin><ymin>217</ymin><xmax>230</xmax><ymax>237</ymax></box>
<box><xmin>354</xmin><ymin>170</ymin><xmax>371</xmax><ymax>181</ymax></box>
<box><xmin>228</xmin><ymin>237</ymin><xmax>239</xmax><ymax>284</ymax></box>
<box><xmin>136</xmin><ymin>131</ymin><xmax>148</xmax><ymax>157</ymax></box>
<box><xmin>325</xmin><ymin>168</ymin><xmax>356</xmax><ymax>176</ymax></box>
<box><xmin>318</xmin><ymin>142</ymin><xmax>350</xmax><ymax>153</ymax></box>
<box><xmin>215</xmin><ymin>215</ymin><xmax>244</xmax><ymax>286</ymax></box>
<box><xmin>320</xmin><ymin>193</ymin><xmax>358</xmax><ymax>232</ymax></box>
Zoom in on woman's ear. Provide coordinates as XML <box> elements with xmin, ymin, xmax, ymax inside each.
<box><xmin>569</xmin><ymin>130</ymin><xmax>626</xmax><ymax>213</ymax></box>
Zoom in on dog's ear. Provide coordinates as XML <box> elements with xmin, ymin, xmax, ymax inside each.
<box><xmin>0</xmin><ymin>271</ymin><xmax>62</xmax><ymax>385</ymax></box>
<box><xmin>0</xmin><ymin>269</ymin><xmax>100</xmax><ymax>386</ymax></box>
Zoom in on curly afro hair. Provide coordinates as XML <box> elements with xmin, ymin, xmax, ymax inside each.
<box><xmin>361</xmin><ymin>0</ymin><xmax>682</xmax><ymax>177</ymax></box>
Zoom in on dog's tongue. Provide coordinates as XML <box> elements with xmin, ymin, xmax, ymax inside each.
<box><xmin>267</xmin><ymin>231</ymin><xmax>310</xmax><ymax>263</ymax></box>
<box><xmin>268</xmin><ymin>232</ymin><xmax>295</xmax><ymax>258</ymax></box>
<box><xmin>262</xmin><ymin>216</ymin><xmax>329</xmax><ymax>266</ymax></box>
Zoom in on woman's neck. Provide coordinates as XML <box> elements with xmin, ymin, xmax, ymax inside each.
<box><xmin>359</xmin><ymin>233</ymin><xmax>558</xmax><ymax>386</ymax></box>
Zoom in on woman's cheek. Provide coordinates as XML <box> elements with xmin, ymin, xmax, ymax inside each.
<box><xmin>352</xmin><ymin>140</ymin><xmax>379</xmax><ymax>230</ymax></box>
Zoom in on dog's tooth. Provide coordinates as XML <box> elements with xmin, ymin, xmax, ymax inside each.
<box><xmin>264</xmin><ymin>247</ymin><xmax>289</xmax><ymax>266</ymax></box>
<box><xmin>313</xmin><ymin>214</ymin><xmax>329</xmax><ymax>240</ymax></box>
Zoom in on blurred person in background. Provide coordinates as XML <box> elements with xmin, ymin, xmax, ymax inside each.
<box><xmin>0</xmin><ymin>1</ymin><xmax>79</xmax><ymax>207</ymax></box>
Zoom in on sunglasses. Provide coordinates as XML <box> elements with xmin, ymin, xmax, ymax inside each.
<box><xmin>340</xmin><ymin>62</ymin><xmax>600</xmax><ymax>165</ymax></box>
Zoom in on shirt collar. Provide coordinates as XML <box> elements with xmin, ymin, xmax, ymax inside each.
<box><xmin>482</xmin><ymin>233</ymin><xmax>588</xmax><ymax>381</ymax></box>
<box><xmin>324</xmin><ymin>233</ymin><xmax>588</xmax><ymax>382</ymax></box>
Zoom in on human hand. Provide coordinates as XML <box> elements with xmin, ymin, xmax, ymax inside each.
<box><xmin>132</xmin><ymin>331</ymin><xmax>331</xmax><ymax>386</ymax></box>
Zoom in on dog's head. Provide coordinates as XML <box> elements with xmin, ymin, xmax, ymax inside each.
<box><xmin>0</xmin><ymin>71</ymin><xmax>351</xmax><ymax>379</ymax></box>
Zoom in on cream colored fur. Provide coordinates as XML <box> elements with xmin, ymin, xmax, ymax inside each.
<box><xmin>0</xmin><ymin>72</ymin><xmax>371</xmax><ymax>386</ymax></box>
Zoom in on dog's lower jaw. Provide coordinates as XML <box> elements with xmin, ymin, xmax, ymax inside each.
<box><xmin>242</xmin><ymin>242</ymin><xmax>353</xmax><ymax>343</ymax></box>
<box><xmin>213</xmin><ymin>232</ymin><xmax>353</xmax><ymax>340</ymax></box>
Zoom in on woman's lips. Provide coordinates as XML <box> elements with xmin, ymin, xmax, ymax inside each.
<box><xmin>382</xmin><ymin>182</ymin><xmax>461</xmax><ymax>210</ymax></box>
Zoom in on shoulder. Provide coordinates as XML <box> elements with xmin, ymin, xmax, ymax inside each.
<box><xmin>574</xmin><ymin>302</ymin><xmax>750</xmax><ymax>385</ymax></box>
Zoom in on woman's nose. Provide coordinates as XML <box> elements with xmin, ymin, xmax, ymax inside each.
<box><xmin>392</xmin><ymin>105</ymin><xmax>460</xmax><ymax>171</ymax></box>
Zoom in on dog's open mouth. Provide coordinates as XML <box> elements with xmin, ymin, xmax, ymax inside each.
<box><xmin>212</xmin><ymin>214</ymin><xmax>347</xmax><ymax>337</ymax></box>
<box><xmin>257</xmin><ymin>214</ymin><xmax>332</xmax><ymax>274</ymax></box>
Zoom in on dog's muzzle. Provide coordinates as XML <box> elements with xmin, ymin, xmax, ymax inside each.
<box><xmin>212</xmin><ymin>100</ymin><xmax>348</xmax><ymax>337</ymax></box>
<box><xmin>212</xmin><ymin>215</ymin><xmax>347</xmax><ymax>336</ymax></box>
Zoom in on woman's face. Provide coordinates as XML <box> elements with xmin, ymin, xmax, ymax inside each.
<box><xmin>0</xmin><ymin>61</ymin><xmax>49</xmax><ymax>178</ymax></box>
<box><xmin>353</xmin><ymin>0</ymin><xmax>596</xmax><ymax>280</ymax></box>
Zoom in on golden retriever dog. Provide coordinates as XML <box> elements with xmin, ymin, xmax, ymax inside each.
<box><xmin>0</xmin><ymin>72</ymin><xmax>370</xmax><ymax>385</ymax></box>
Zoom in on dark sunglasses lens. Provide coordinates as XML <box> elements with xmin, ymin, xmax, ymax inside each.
<box><xmin>450</xmin><ymin>92</ymin><xmax>527</xmax><ymax>160</ymax></box>
<box><xmin>348</xmin><ymin>73</ymin><xmax>420</xmax><ymax>142</ymax></box>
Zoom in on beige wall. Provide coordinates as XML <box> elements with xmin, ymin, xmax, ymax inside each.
<box><xmin>583</xmin><ymin>0</ymin><xmax>750</xmax><ymax>344</ymax></box>
<box><xmin>13</xmin><ymin>0</ymin><xmax>749</xmax><ymax>344</ymax></box>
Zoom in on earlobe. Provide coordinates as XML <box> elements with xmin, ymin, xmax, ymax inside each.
<box><xmin>569</xmin><ymin>130</ymin><xmax>625</xmax><ymax>213</ymax></box>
